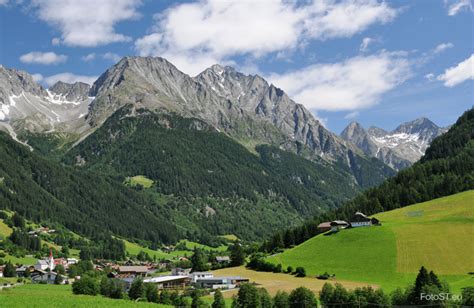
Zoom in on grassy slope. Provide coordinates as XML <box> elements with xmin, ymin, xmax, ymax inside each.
<box><xmin>0</xmin><ymin>219</ymin><xmax>12</xmax><ymax>238</ymax></box>
<box><xmin>0</xmin><ymin>284</ymin><xmax>171</xmax><ymax>307</ymax></box>
<box><xmin>269</xmin><ymin>191</ymin><xmax>474</xmax><ymax>293</ymax></box>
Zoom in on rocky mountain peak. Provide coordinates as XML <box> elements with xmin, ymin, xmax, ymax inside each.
<box><xmin>0</xmin><ymin>66</ymin><xmax>46</xmax><ymax>104</ymax></box>
<box><xmin>49</xmin><ymin>81</ymin><xmax>91</xmax><ymax>102</ymax></box>
<box><xmin>341</xmin><ymin>121</ymin><xmax>366</xmax><ymax>139</ymax></box>
<box><xmin>341</xmin><ymin>117</ymin><xmax>446</xmax><ymax>170</ymax></box>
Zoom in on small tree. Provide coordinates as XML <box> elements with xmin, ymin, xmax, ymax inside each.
<box><xmin>461</xmin><ymin>287</ymin><xmax>474</xmax><ymax>306</ymax></box>
<box><xmin>273</xmin><ymin>291</ymin><xmax>290</xmax><ymax>308</ymax></box>
<box><xmin>55</xmin><ymin>264</ymin><xmax>65</xmax><ymax>275</ymax></box>
<box><xmin>294</xmin><ymin>267</ymin><xmax>306</xmax><ymax>277</ymax></box>
<box><xmin>286</xmin><ymin>266</ymin><xmax>293</xmax><ymax>274</ymax></box>
<box><xmin>54</xmin><ymin>273</ymin><xmax>63</xmax><ymax>285</ymax></box>
<box><xmin>3</xmin><ymin>261</ymin><xmax>16</xmax><ymax>277</ymax></box>
<box><xmin>145</xmin><ymin>283</ymin><xmax>159</xmax><ymax>303</ymax></box>
<box><xmin>259</xmin><ymin>288</ymin><xmax>272</xmax><ymax>308</ymax></box>
<box><xmin>234</xmin><ymin>283</ymin><xmax>260</xmax><ymax>308</ymax></box>
<box><xmin>230</xmin><ymin>241</ymin><xmax>246</xmax><ymax>267</ymax></box>
<box><xmin>289</xmin><ymin>287</ymin><xmax>317</xmax><ymax>308</ymax></box>
<box><xmin>159</xmin><ymin>290</ymin><xmax>172</xmax><ymax>305</ymax></box>
<box><xmin>72</xmin><ymin>275</ymin><xmax>99</xmax><ymax>295</ymax></box>
<box><xmin>191</xmin><ymin>248</ymin><xmax>209</xmax><ymax>272</ymax></box>
<box><xmin>191</xmin><ymin>289</ymin><xmax>207</xmax><ymax>308</ymax></box>
<box><xmin>212</xmin><ymin>289</ymin><xmax>226</xmax><ymax>308</ymax></box>
<box><xmin>319</xmin><ymin>283</ymin><xmax>334</xmax><ymax>305</ymax></box>
<box><xmin>128</xmin><ymin>277</ymin><xmax>145</xmax><ymax>300</ymax></box>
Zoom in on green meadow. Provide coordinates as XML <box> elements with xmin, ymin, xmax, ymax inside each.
<box><xmin>124</xmin><ymin>175</ymin><xmax>154</xmax><ymax>189</ymax></box>
<box><xmin>269</xmin><ymin>191</ymin><xmax>474</xmax><ymax>293</ymax></box>
<box><xmin>0</xmin><ymin>284</ymin><xmax>171</xmax><ymax>307</ymax></box>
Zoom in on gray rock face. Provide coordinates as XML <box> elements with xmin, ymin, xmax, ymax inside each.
<box><xmin>0</xmin><ymin>66</ymin><xmax>91</xmax><ymax>134</ymax></box>
<box><xmin>88</xmin><ymin>56</ymin><xmax>349</xmax><ymax>162</ymax></box>
<box><xmin>49</xmin><ymin>81</ymin><xmax>91</xmax><ymax>102</ymax></box>
<box><xmin>341</xmin><ymin>118</ymin><xmax>447</xmax><ymax>170</ymax></box>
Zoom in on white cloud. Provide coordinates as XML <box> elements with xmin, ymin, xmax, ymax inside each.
<box><xmin>34</xmin><ymin>72</ymin><xmax>98</xmax><ymax>87</ymax></box>
<box><xmin>445</xmin><ymin>0</ymin><xmax>473</xmax><ymax>16</ymax></box>
<box><xmin>425</xmin><ymin>73</ymin><xmax>435</xmax><ymax>81</ymax></box>
<box><xmin>344</xmin><ymin>111</ymin><xmax>360</xmax><ymax>119</ymax></box>
<box><xmin>31</xmin><ymin>0</ymin><xmax>142</xmax><ymax>47</ymax></box>
<box><xmin>433</xmin><ymin>42</ymin><xmax>454</xmax><ymax>54</ymax></box>
<box><xmin>0</xmin><ymin>0</ymin><xmax>8</xmax><ymax>6</ymax></box>
<box><xmin>437</xmin><ymin>54</ymin><xmax>474</xmax><ymax>87</ymax></box>
<box><xmin>135</xmin><ymin>0</ymin><xmax>398</xmax><ymax>75</ymax></box>
<box><xmin>51</xmin><ymin>37</ymin><xmax>60</xmax><ymax>46</ymax></box>
<box><xmin>82</xmin><ymin>53</ymin><xmax>96</xmax><ymax>62</ymax></box>
<box><xmin>359</xmin><ymin>37</ymin><xmax>373</xmax><ymax>52</ymax></box>
<box><xmin>102</xmin><ymin>52</ymin><xmax>122</xmax><ymax>63</ymax></box>
<box><xmin>267</xmin><ymin>52</ymin><xmax>411</xmax><ymax>111</ymax></box>
<box><xmin>19</xmin><ymin>51</ymin><xmax>67</xmax><ymax>65</ymax></box>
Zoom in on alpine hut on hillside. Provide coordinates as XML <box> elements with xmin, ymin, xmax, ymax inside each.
<box><xmin>350</xmin><ymin>212</ymin><xmax>372</xmax><ymax>227</ymax></box>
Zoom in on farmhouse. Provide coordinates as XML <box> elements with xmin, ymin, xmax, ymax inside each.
<box><xmin>350</xmin><ymin>212</ymin><xmax>372</xmax><ymax>227</ymax></box>
<box><xmin>215</xmin><ymin>256</ymin><xmax>230</xmax><ymax>264</ymax></box>
<box><xmin>317</xmin><ymin>222</ymin><xmax>332</xmax><ymax>232</ymax></box>
<box><xmin>116</xmin><ymin>266</ymin><xmax>149</xmax><ymax>278</ymax></box>
<box><xmin>195</xmin><ymin>276</ymin><xmax>249</xmax><ymax>289</ymax></box>
<box><xmin>143</xmin><ymin>275</ymin><xmax>190</xmax><ymax>289</ymax></box>
<box><xmin>31</xmin><ymin>270</ymin><xmax>68</xmax><ymax>284</ymax></box>
<box><xmin>330</xmin><ymin>220</ymin><xmax>349</xmax><ymax>231</ymax></box>
<box><xmin>190</xmin><ymin>272</ymin><xmax>213</xmax><ymax>283</ymax></box>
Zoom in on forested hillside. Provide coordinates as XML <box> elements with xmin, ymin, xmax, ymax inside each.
<box><xmin>64</xmin><ymin>105</ymin><xmax>370</xmax><ymax>215</ymax></box>
<box><xmin>0</xmin><ymin>131</ymin><xmax>179</xmax><ymax>244</ymax></box>
<box><xmin>264</xmin><ymin>108</ymin><xmax>474</xmax><ymax>251</ymax></box>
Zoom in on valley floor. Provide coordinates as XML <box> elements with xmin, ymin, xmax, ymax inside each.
<box><xmin>210</xmin><ymin>266</ymin><xmax>375</xmax><ymax>298</ymax></box>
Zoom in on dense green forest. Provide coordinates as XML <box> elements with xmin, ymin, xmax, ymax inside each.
<box><xmin>263</xmin><ymin>108</ymin><xmax>474</xmax><ymax>251</ymax></box>
<box><xmin>64</xmin><ymin>106</ymin><xmax>373</xmax><ymax>215</ymax></box>
<box><xmin>0</xmin><ymin>131</ymin><xmax>179</xmax><ymax>244</ymax></box>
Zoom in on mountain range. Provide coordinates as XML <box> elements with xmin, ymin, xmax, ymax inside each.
<box><xmin>0</xmin><ymin>56</ymin><xmax>450</xmax><ymax>244</ymax></box>
<box><xmin>341</xmin><ymin>118</ymin><xmax>447</xmax><ymax>170</ymax></box>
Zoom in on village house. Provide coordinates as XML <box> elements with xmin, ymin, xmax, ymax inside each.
<box><xmin>34</xmin><ymin>249</ymin><xmax>56</xmax><ymax>271</ymax></box>
<box><xmin>190</xmin><ymin>272</ymin><xmax>213</xmax><ymax>283</ymax></box>
<box><xmin>0</xmin><ymin>265</ymin><xmax>4</xmax><ymax>277</ymax></box>
<box><xmin>330</xmin><ymin>220</ymin><xmax>349</xmax><ymax>231</ymax></box>
<box><xmin>114</xmin><ymin>266</ymin><xmax>149</xmax><ymax>278</ymax></box>
<box><xmin>215</xmin><ymin>256</ymin><xmax>230</xmax><ymax>264</ymax></box>
<box><xmin>171</xmin><ymin>267</ymin><xmax>191</xmax><ymax>276</ymax></box>
<box><xmin>31</xmin><ymin>269</ymin><xmax>68</xmax><ymax>284</ymax></box>
<box><xmin>317</xmin><ymin>222</ymin><xmax>332</xmax><ymax>232</ymax></box>
<box><xmin>143</xmin><ymin>275</ymin><xmax>191</xmax><ymax>290</ymax></box>
<box><xmin>350</xmin><ymin>212</ymin><xmax>372</xmax><ymax>227</ymax></box>
<box><xmin>194</xmin><ymin>275</ymin><xmax>249</xmax><ymax>289</ymax></box>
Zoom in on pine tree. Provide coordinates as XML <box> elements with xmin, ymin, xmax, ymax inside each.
<box><xmin>273</xmin><ymin>291</ymin><xmax>290</xmax><ymax>308</ymax></box>
<box><xmin>212</xmin><ymin>289</ymin><xmax>226</xmax><ymax>308</ymax></box>
<box><xmin>191</xmin><ymin>248</ymin><xmax>209</xmax><ymax>272</ymax></box>
<box><xmin>128</xmin><ymin>277</ymin><xmax>144</xmax><ymax>300</ymax></box>
<box><xmin>3</xmin><ymin>262</ymin><xmax>16</xmax><ymax>277</ymax></box>
<box><xmin>230</xmin><ymin>241</ymin><xmax>246</xmax><ymax>267</ymax></box>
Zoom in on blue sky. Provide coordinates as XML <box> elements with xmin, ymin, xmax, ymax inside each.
<box><xmin>0</xmin><ymin>0</ymin><xmax>472</xmax><ymax>133</ymax></box>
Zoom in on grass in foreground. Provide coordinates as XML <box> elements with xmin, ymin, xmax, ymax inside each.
<box><xmin>0</xmin><ymin>284</ymin><xmax>170</xmax><ymax>308</ymax></box>
<box><xmin>269</xmin><ymin>191</ymin><xmax>474</xmax><ymax>293</ymax></box>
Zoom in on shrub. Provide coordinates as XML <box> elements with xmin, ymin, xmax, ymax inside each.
<box><xmin>295</xmin><ymin>267</ymin><xmax>306</xmax><ymax>277</ymax></box>
<box><xmin>72</xmin><ymin>276</ymin><xmax>99</xmax><ymax>296</ymax></box>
